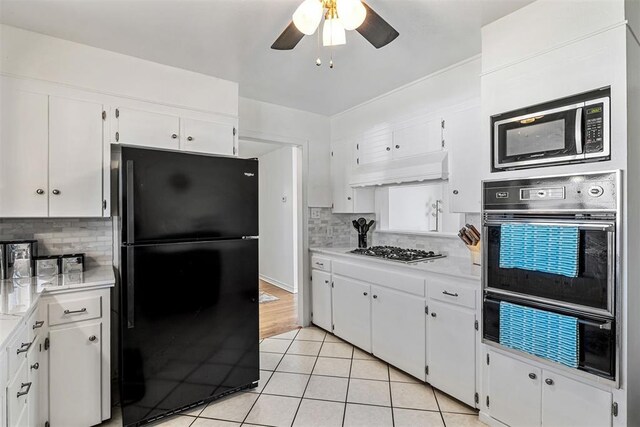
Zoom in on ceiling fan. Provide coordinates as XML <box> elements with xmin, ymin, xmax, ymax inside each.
<box><xmin>271</xmin><ymin>0</ymin><xmax>399</xmax><ymax>51</ymax></box>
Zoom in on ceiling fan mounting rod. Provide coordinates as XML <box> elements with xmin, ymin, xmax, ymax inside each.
<box><xmin>323</xmin><ymin>0</ymin><xmax>338</xmax><ymax>19</ymax></box>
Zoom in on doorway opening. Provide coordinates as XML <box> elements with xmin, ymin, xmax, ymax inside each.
<box><xmin>238</xmin><ymin>138</ymin><xmax>303</xmax><ymax>339</ymax></box>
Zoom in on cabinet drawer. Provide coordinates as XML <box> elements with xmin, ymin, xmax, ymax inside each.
<box><xmin>26</xmin><ymin>306</ymin><xmax>45</xmax><ymax>342</ymax></box>
<box><xmin>428</xmin><ymin>278</ymin><xmax>476</xmax><ymax>309</ymax></box>
<box><xmin>333</xmin><ymin>260</ymin><xmax>425</xmax><ymax>297</ymax></box>
<box><xmin>7</xmin><ymin>358</ymin><xmax>29</xmax><ymax>427</ymax></box>
<box><xmin>6</xmin><ymin>324</ymin><xmax>29</xmax><ymax>381</ymax></box>
<box><xmin>311</xmin><ymin>255</ymin><xmax>331</xmax><ymax>272</ymax></box>
<box><xmin>48</xmin><ymin>295</ymin><xmax>102</xmax><ymax>326</ymax></box>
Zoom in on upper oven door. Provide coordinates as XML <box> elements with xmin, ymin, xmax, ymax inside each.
<box><xmin>484</xmin><ymin>219</ymin><xmax>615</xmax><ymax>317</ymax></box>
<box><xmin>493</xmin><ymin>103</ymin><xmax>584</xmax><ymax>171</ymax></box>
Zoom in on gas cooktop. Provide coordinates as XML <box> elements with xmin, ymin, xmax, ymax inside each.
<box><xmin>349</xmin><ymin>246</ymin><xmax>446</xmax><ymax>263</ymax></box>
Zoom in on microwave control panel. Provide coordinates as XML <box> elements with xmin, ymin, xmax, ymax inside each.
<box><xmin>584</xmin><ymin>103</ymin><xmax>605</xmax><ymax>153</ymax></box>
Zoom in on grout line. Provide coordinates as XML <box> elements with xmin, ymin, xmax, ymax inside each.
<box><xmin>388</xmin><ymin>364</ymin><xmax>395</xmax><ymax>427</ymax></box>
<box><xmin>341</xmin><ymin>346</ymin><xmax>355</xmax><ymax>426</ymax></box>
<box><xmin>288</xmin><ymin>333</ymin><xmax>326</xmax><ymax>426</ymax></box>
<box><xmin>433</xmin><ymin>386</ymin><xmax>447</xmax><ymax>427</ymax></box>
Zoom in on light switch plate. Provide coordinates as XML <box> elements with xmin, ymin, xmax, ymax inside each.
<box><xmin>310</xmin><ymin>208</ymin><xmax>321</xmax><ymax>219</ymax></box>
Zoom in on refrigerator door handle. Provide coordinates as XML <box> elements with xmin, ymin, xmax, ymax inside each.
<box><xmin>126</xmin><ymin>160</ymin><xmax>135</xmax><ymax>244</ymax></box>
<box><xmin>126</xmin><ymin>246</ymin><xmax>135</xmax><ymax>329</ymax></box>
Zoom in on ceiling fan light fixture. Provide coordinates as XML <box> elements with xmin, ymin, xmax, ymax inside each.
<box><xmin>292</xmin><ymin>0</ymin><xmax>323</xmax><ymax>35</ymax></box>
<box><xmin>322</xmin><ymin>16</ymin><xmax>346</xmax><ymax>46</ymax></box>
<box><xmin>336</xmin><ymin>0</ymin><xmax>366</xmax><ymax>30</ymax></box>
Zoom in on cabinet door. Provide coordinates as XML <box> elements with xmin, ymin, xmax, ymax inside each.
<box><xmin>116</xmin><ymin>107</ymin><xmax>180</xmax><ymax>149</ymax></box>
<box><xmin>446</xmin><ymin>104</ymin><xmax>482</xmax><ymax>213</ymax></box>
<box><xmin>27</xmin><ymin>334</ymin><xmax>46</xmax><ymax>427</ymax></box>
<box><xmin>358</xmin><ymin>130</ymin><xmax>393</xmax><ymax>165</ymax></box>
<box><xmin>331</xmin><ymin>139</ymin><xmax>354</xmax><ymax>213</ymax></box>
<box><xmin>50</xmin><ymin>322</ymin><xmax>102</xmax><ymax>427</ymax></box>
<box><xmin>311</xmin><ymin>270</ymin><xmax>332</xmax><ymax>332</ymax></box>
<box><xmin>181</xmin><ymin>118</ymin><xmax>236</xmax><ymax>156</ymax></box>
<box><xmin>49</xmin><ymin>96</ymin><xmax>104</xmax><ymax>217</ymax></box>
<box><xmin>332</xmin><ymin>276</ymin><xmax>371</xmax><ymax>352</ymax></box>
<box><xmin>392</xmin><ymin>118</ymin><xmax>442</xmax><ymax>160</ymax></box>
<box><xmin>7</xmin><ymin>360</ymin><xmax>28</xmax><ymax>427</ymax></box>
<box><xmin>542</xmin><ymin>373</ymin><xmax>612</xmax><ymax>427</ymax></box>
<box><xmin>488</xmin><ymin>350</ymin><xmax>542</xmax><ymax>427</ymax></box>
<box><xmin>0</xmin><ymin>89</ymin><xmax>49</xmax><ymax>217</ymax></box>
<box><xmin>427</xmin><ymin>300</ymin><xmax>475</xmax><ymax>406</ymax></box>
<box><xmin>371</xmin><ymin>285</ymin><xmax>426</xmax><ymax>380</ymax></box>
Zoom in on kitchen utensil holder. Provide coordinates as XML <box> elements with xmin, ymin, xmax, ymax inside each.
<box><xmin>358</xmin><ymin>233</ymin><xmax>368</xmax><ymax>248</ymax></box>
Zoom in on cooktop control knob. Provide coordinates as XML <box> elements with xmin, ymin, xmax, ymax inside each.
<box><xmin>588</xmin><ymin>185</ymin><xmax>604</xmax><ymax>198</ymax></box>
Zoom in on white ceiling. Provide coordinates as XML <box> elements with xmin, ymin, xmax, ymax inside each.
<box><xmin>0</xmin><ymin>0</ymin><xmax>532</xmax><ymax>116</ymax></box>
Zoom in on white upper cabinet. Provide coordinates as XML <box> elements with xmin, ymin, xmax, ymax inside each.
<box><xmin>392</xmin><ymin>117</ymin><xmax>442</xmax><ymax>160</ymax></box>
<box><xmin>180</xmin><ymin>118</ymin><xmax>236</xmax><ymax>156</ymax></box>
<box><xmin>115</xmin><ymin>107</ymin><xmax>180</xmax><ymax>150</ymax></box>
<box><xmin>49</xmin><ymin>96</ymin><xmax>104</xmax><ymax>217</ymax></box>
<box><xmin>358</xmin><ymin>130</ymin><xmax>393</xmax><ymax>165</ymax></box>
<box><xmin>0</xmin><ymin>89</ymin><xmax>49</xmax><ymax>217</ymax></box>
<box><xmin>331</xmin><ymin>138</ymin><xmax>375</xmax><ymax>214</ymax></box>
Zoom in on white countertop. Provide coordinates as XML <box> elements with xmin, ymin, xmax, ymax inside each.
<box><xmin>310</xmin><ymin>247</ymin><xmax>482</xmax><ymax>281</ymax></box>
<box><xmin>0</xmin><ymin>267</ymin><xmax>116</xmax><ymax>348</ymax></box>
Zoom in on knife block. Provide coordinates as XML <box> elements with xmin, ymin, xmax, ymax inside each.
<box><xmin>466</xmin><ymin>243</ymin><xmax>481</xmax><ymax>266</ymax></box>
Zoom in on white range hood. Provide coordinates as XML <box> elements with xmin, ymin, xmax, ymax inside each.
<box><xmin>349</xmin><ymin>150</ymin><xmax>449</xmax><ymax>187</ymax></box>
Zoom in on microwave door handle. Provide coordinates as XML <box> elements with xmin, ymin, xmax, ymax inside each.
<box><xmin>575</xmin><ymin>108</ymin><xmax>583</xmax><ymax>154</ymax></box>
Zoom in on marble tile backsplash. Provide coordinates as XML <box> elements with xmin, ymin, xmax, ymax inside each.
<box><xmin>0</xmin><ymin>218</ymin><xmax>113</xmax><ymax>268</ymax></box>
<box><xmin>308</xmin><ymin>208</ymin><xmax>481</xmax><ymax>259</ymax></box>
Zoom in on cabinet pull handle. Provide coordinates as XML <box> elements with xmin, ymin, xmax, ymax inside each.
<box><xmin>363</xmin><ymin>292</ymin><xmax>368</xmax><ymax>296</ymax></box>
<box><xmin>453</xmin><ymin>190</ymin><xmax>459</xmax><ymax>195</ymax></box>
<box><xmin>89</xmin><ymin>335</ymin><xmax>98</xmax><ymax>342</ymax></box>
<box><xmin>36</xmin><ymin>189</ymin><xmax>44</xmax><ymax>195</ymax></box>
<box><xmin>16</xmin><ymin>382</ymin><xmax>32</xmax><ymax>398</ymax></box>
<box><xmin>372</xmin><ymin>295</ymin><xmax>378</xmax><ymax>299</ymax></box>
<box><xmin>528</xmin><ymin>373</ymin><xmax>537</xmax><ymax>379</ymax></box>
<box><xmin>395</xmin><ymin>145</ymin><xmax>400</xmax><ymax>149</ymax></box>
<box><xmin>431</xmin><ymin>312</ymin><xmax>437</xmax><ymax>318</ymax></box>
<box><xmin>171</xmin><ymin>134</ymin><xmax>178</xmax><ymax>139</ymax></box>
<box><xmin>347</xmin><ymin>197</ymin><xmax>352</xmax><ymax>200</ymax></box>
<box><xmin>386</xmin><ymin>147</ymin><xmax>391</xmax><ymax>151</ymax></box>
<box><xmin>16</xmin><ymin>342</ymin><xmax>31</xmax><ymax>355</ymax></box>
<box><xmin>31</xmin><ymin>362</ymin><xmax>39</xmax><ymax>371</ymax></box>
<box><xmin>52</xmin><ymin>189</ymin><xmax>61</xmax><ymax>195</ymax></box>
<box><xmin>316</xmin><ymin>262</ymin><xmax>324</xmax><ymax>266</ymax></box>
<box><xmin>32</xmin><ymin>320</ymin><xmax>44</xmax><ymax>330</ymax></box>
<box><xmin>324</xmin><ymin>280</ymin><xmax>329</xmax><ymax>284</ymax></box>
<box><xmin>63</xmin><ymin>307</ymin><xmax>87</xmax><ymax>315</ymax></box>
<box><xmin>442</xmin><ymin>291</ymin><xmax>459</xmax><ymax>297</ymax></box>
<box><xmin>545</xmin><ymin>378</ymin><xmax>554</xmax><ymax>386</ymax></box>
<box><xmin>187</xmin><ymin>136</ymin><xmax>194</xmax><ymax>141</ymax></box>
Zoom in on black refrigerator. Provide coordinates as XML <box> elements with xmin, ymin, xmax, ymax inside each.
<box><xmin>118</xmin><ymin>146</ymin><xmax>259</xmax><ymax>426</ymax></box>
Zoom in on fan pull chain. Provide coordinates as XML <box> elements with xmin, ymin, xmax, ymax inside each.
<box><xmin>316</xmin><ymin>27</ymin><xmax>322</xmax><ymax>66</ymax></box>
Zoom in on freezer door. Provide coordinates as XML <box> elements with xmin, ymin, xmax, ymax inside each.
<box><xmin>120</xmin><ymin>239</ymin><xmax>259</xmax><ymax>426</ymax></box>
<box><xmin>120</xmin><ymin>147</ymin><xmax>258</xmax><ymax>244</ymax></box>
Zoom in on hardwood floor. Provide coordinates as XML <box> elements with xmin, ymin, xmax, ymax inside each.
<box><xmin>259</xmin><ymin>279</ymin><xmax>299</xmax><ymax>339</ymax></box>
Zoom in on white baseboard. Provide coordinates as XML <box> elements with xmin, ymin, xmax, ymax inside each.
<box><xmin>260</xmin><ymin>275</ymin><xmax>297</xmax><ymax>294</ymax></box>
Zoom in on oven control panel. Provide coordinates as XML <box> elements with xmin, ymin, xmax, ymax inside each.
<box><xmin>520</xmin><ymin>187</ymin><xmax>565</xmax><ymax>201</ymax></box>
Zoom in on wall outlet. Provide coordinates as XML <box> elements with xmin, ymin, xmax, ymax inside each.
<box><xmin>310</xmin><ymin>208</ymin><xmax>321</xmax><ymax>219</ymax></box>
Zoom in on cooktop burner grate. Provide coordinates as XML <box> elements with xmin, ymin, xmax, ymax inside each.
<box><xmin>350</xmin><ymin>246</ymin><xmax>446</xmax><ymax>263</ymax></box>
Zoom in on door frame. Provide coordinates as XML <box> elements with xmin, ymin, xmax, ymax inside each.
<box><xmin>238</xmin><ymin>129</ymin><xmax>310</xmax><ymax>327</ymax></box>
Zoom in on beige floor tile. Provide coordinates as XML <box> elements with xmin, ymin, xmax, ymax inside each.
<box><xmin>200</xmin><ymin>393</ymin><xmax>258</xmax><ymax>422</ymax></box>
<box><xmin>435</xmin><ymin>390</ymin><xmax>478</xmax><ymax>414</ymax></box>
<box><xmin>296</xmin><ymin>327</ymin><xmax>327</xmax><ymax>342</ymax></box>
<box><xmin>343</xmin><ymin>403</ymin><xmax>393</xmax><ymax>427</ymax></box>
<box><xmin>312</xmin><ymin>357</ymin><xmax>352</xmax><ymax>377</ymax></box>
<box><xmin>259</xmin><ymin>352</ymin><xmax>283</xmax><ymax>371</ymax></box>
<box><xmin>347</xmin><ymin>378</ymin><xmax>391</xmax><ymax>407</ymax></box>
<box><xmin>249</xmin><ymin>370</ymin><xmax>274</xmax><ymax>393</ymax></box>
<box><xmin>389</xmin><ymin>366</ymin><xmax>421</xmax><ymax>384</ymax></box>
<box><xmin>276</xmin><ymin>354</ymin><xmax>317</xmax><ymax>374</ymax></box>
<box><xmin>391</xmin><ymin>382</ymin><xmax>439</xmax><ymax>411</ymax></box>
<box><xmin>191</xmin><ymin>419</ymin><xmax>240</xmax><ymax>427</ymax></box>
<box><xmin>352</xmin><ymin>348</ymin><xmax>375</xmax><ymax>360</ymax></box>
<box><xmin>262</xmin><ymin>372</ymin><xmax>310</xmax><ymax>397</ymax></box>
<box><xmin>393</xmin><ymin>408</ymin><xmax>444</xmax><ymax>427</ymax></box>
<box><xmin>304</xmin><ymin>375</ymin><xmax>349</xmax><ymax>402</ymax></box>
<box><xmin>151</xmin><ymin>415</ymin><xmax>195</xmax><ymax>426</ymax></box>
<box><xmin>441</xmin><ymin>413</ymin><xmax>487</xmax><ymax>426</ymax></box>
<box><xmin>323</xmin><ymin>334</ymin><xmax>347</xmax><ymax>344</ymax></box>
<box><xmin>287</xmin><ymin>340</ymin><xmax>323</xmax><ymax>356</ymax></box>
<box><xmin>293</xmin><ymin>399</ymin><xmax>345</xmax><ymax>427</ymax></box>
<box><xmin>244</xmin><ymin>394</ymin><xmax>301</xmax><ymax>427</ymax></box>
<box><xmin>319</xmin><ymin>342</ymin><xmax>353</xmax><ymax>359</ymax></box>
<box><xmin>269</xmin><ymin>329</ymin><xmax>300</xmax><ymax>340</ymax></box>
<box><xmin>259</xmin><ymin>338</ymin><xmax>292</xmax><ymax>354</ymax></box>
<box><xmin>350</xmin><ymin>359</ymin><xmax>389</xmax><ymax>381</ymax></box>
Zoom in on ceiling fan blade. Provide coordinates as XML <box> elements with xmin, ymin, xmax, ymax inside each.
<box><xmin>271</xmin><ymin>21</ymin><xmax>305</xmax><ymax>50</ymax></box>
<box><xmin>356</xmin><ymin>2</ymin><xmax>399</xmax><ymax>49</ymax></box>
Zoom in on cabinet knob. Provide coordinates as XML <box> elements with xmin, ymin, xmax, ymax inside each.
<box><xmin>30</xmin><ymin>362</ymin><xmax>39</xmax><ymax>371</ymax></box>
<box><xmin>171</xmin><ymin>133</ymin><xmax>178</xmax><ymax>139</ymax></box>
<box><xmin>363</xmin><ymin>292</ymin><xmax>368</xmax><ymax>296</ymax></box>
<box><xmin>36</xmin><ymin>189</ymin><xmax>44</xmax><ymax>195</ymax></box>
<box><xmin>347</xmin><ymin>197</ymin><xmax>352</xmax><ymax>200</ymax></box>
<box><xmin>52</xmin><ymin>189</ymin><xmax>61</xmax><ymax>195</ymax></box>
<box><xmin>395</xmin><ymin>145</ymin><xmax>400</xmax><ymax>149</ymax></box>
<box><xmin>431</xmin><ymin>312</ymin><xmax>437</xmax><ymax>317</ymax></box>
<box><xmin>386</xmin><ymin>147</ymin><xmax>391</xmax><ymax>151</ymax></box>
<box><xmin>545</xmin><ymin>378</ymin><xmax>554</xmax><ymax>386</ymax></box>
<box><xmin>372</xmin><ymin>295</ymin><xmax>378</xmax><ymax>299</ymax></box>
<box><xmin>453</xmin><ymin>190</ymin><xmax>459</xmax><ymax>195</ymax></box>
<box><xmin>187</xmin><ymin>136</ymin><xmax>193</xmax><ymax>141</ymax></box>
<box><xmin>325</xmin><ymin>280</ymin><xmax>329</xmax><ymax>284</ymax></box>
<box><xmin>528</xmin><ymin>373</ymin><xmax>537</xmax><ymax>380</ymax></box>
<box><xmin>89</xmin><ymin>335</ymin><xmax>97</xmax><ymax>342</ymax></box>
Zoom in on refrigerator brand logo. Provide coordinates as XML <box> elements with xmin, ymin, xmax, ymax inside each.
<box><xmin>496</xmin><ymin>191</ymin><xmax>509</xmax><ymax>199</ymax></box>
<box><xmin>244</xmin><ymin>172</ymin><xmax>255</xmax><ymax>177</ymax></box>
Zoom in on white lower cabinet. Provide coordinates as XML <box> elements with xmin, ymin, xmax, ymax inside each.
<box><xmin>332</xmin><ymin>276</ymin><xmax>372</xmax><ymax>352</ymax></box>
<box><xmin>27</xmin><ymin>334</ymin><xmax>46</xmax><ymax>427</ymax></box>
<box><xmin>487</xmin><ymin>349</ymin><xmax>613</xmax><ymax>427</ymax></box>
<box><xmin>371</xmin><ymin>285</ymin><xmax>426</xmax><ymax>380</ymax></box>
<box><xmin>7</xmin><ymin>360</ymin><xmax>28</xmax><ymax>427</ymax></box>
<box><xmin>311</xmin><ymin>270</ymin><xmax>332</xmax><ymax>332</ymax></box>
<box><xmin>427</xmin><ymin>300</ymin><xmax>476</xmax><ymax>406</ymax></box>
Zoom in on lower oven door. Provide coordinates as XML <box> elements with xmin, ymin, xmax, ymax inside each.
<box><xmin>483</xmin><ymin>295</ymin><xmax>615</xmax><ymax>380</ymax></box>
<box><xmin>484</xmin><ymin>219</ymin><xmax>615</xmax><ymax>316</ymax></box>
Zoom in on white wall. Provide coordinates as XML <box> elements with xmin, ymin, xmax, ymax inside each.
<box><xmin>0</xmin><ymin>24</ymin><xmax>238</xmax><ymax>116</ymax></box>
<box><xmin>239</xmin><ymin>97</ymin><xmax>332</xmax><ymax>207</ymax></box>
<box><xmin>259</xmin><ymin>146</ymin><xmax>298</xmax><ymax>293</ymax></box>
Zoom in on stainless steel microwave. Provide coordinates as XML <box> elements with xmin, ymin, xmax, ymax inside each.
<box><xmin>492</xmin><ymin>88</ymin><xmax>610</xmax><ymax>171</ymax></box>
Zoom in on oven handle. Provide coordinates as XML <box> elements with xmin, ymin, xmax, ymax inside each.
<box><xmin>579</xmin><ymin>319</ymin><xmax>613</xmax><ymax>330</ymax></box>
<box><xmin>484</xmin><ymin>220</ymin><xmax>614</xmax><ymax>231</ymax></box>
<box><xmin>575</xmin><ymin>108</ymin><xmax>583</xmax><ymax>154</ymax></box>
